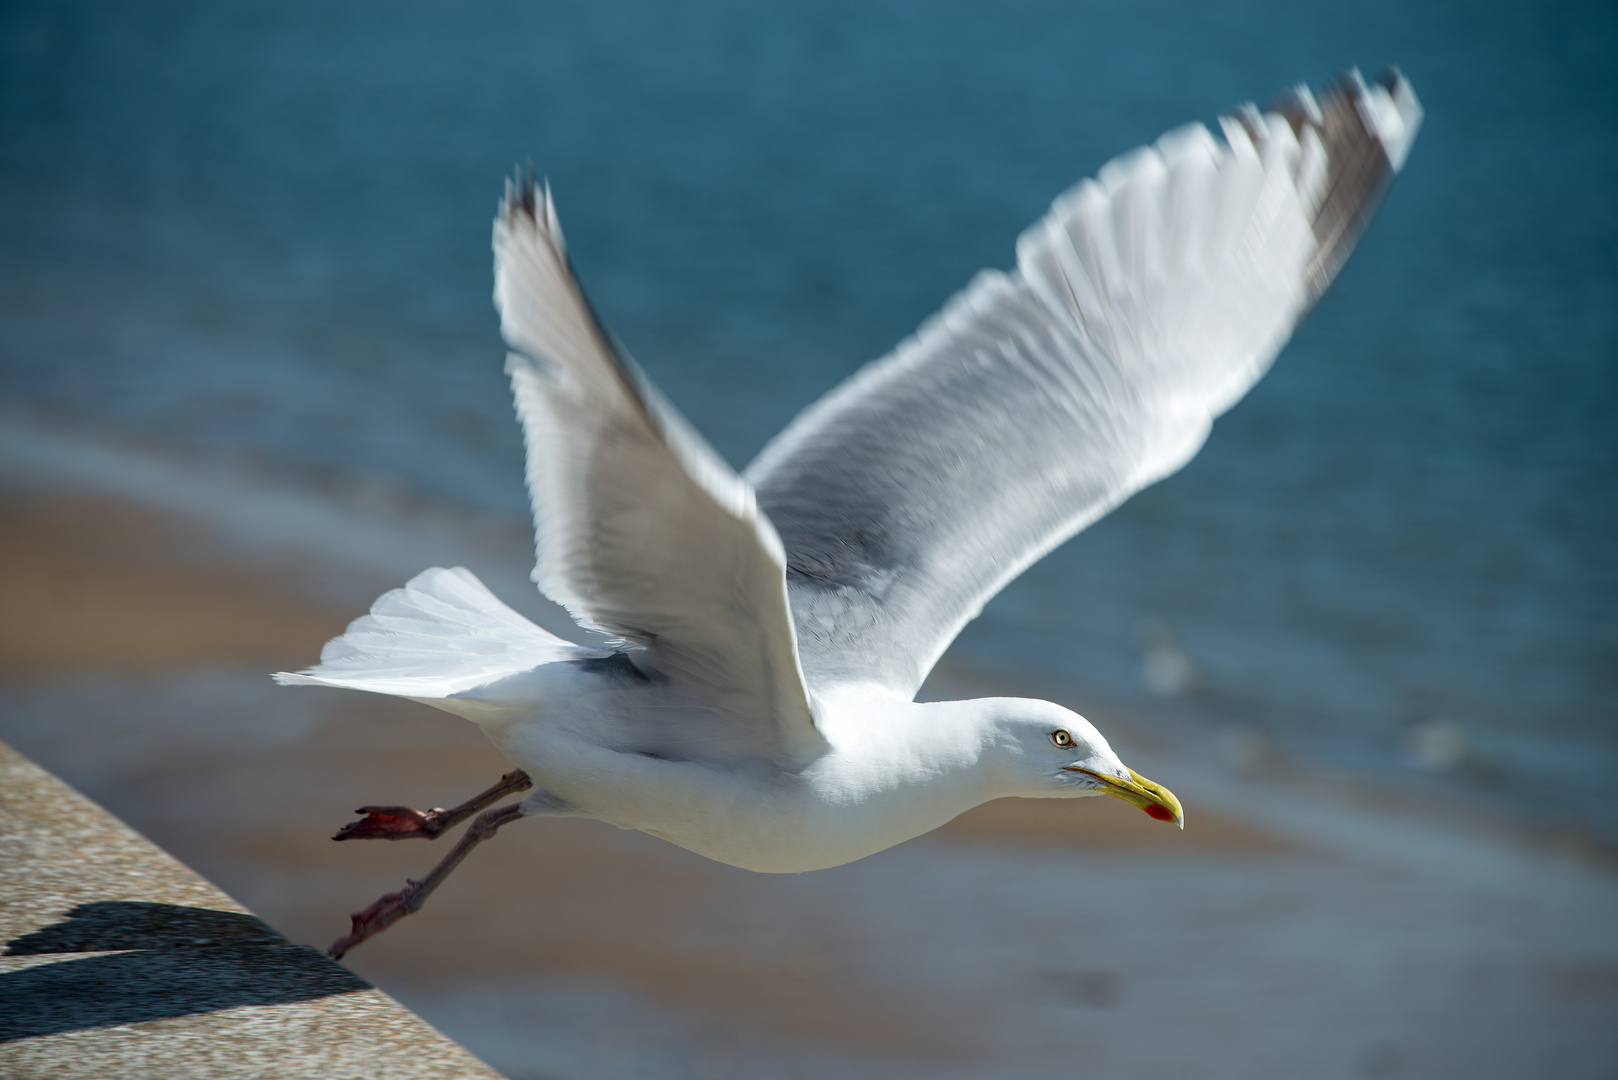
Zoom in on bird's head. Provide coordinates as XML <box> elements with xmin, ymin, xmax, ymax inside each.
<box><xmin>986</xmin><ymin>699</ymin><xmax>1184</xmax><ymax>828</ymax></box>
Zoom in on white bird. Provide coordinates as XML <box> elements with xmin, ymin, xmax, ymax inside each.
<box><xmin>277</xmin><ymin>71</ymin><xmax>1421</xmax><ymax>958</ymax></box>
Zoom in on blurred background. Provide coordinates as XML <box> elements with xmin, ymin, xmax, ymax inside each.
<box><xmin>1</xmin><ymin>2</ymin><xmax>1614</xmax><ymax>1078</ymax></box>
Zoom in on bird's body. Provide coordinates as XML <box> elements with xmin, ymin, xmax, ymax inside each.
<box><xmin>277</xmin><ymin>71</ymin><xmax>1421</xmax><ymax>955</ymax></box>
<box><xmin>486</xmin><ymin>667</ymin><xmax>1090</xmax><ymax>873</ymax></box>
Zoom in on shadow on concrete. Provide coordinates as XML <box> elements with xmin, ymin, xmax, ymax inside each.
<box><xmin>1</xmin><ymin>901</ymin><xmax>368</xmax><ymax>1041</ymax></box>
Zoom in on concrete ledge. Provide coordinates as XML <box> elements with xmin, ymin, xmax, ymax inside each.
<box><xmin>0</xmin><ymin>740</ymin><xmax>506</xmax><ymax>1079</ymax></box>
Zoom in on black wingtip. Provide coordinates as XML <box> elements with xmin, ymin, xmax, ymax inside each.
<box><xmin>501</xmin><ymin>160</ymin><xmax>544</xmax><ymax>223</ymax></box>
<box><xmin>520</xmin><ymin>159</ymin><xmax>538</xmax><ymax>216</ymax></box>
<box><xmin>1296</xmin><ymin>69</ymin><xmax>1416</xmax><ymax>301</ymax></box>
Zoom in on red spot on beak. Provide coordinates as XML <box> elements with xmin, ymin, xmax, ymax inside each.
<box><xmin>1144</xmin><ymin>803</ymin><xmax>1176</xmax><ymax>822</ymax></box>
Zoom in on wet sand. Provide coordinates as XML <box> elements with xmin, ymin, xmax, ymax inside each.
<box><xmin>0</xmin><ymin>497</ymin><xmax>352</xmax><ymax>678</ymax></box>
<box><xmin>3</xmin><ymin>436</ymin><xmax>1616</xmax><ymax>1080</ymax></box>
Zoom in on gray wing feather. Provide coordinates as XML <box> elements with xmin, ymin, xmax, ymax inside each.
<box><xmin>745</xmin><ymin>71</ymin><xmax>1421</xmax><ymax>696</ymax></box>
<box><xmin>495</xmin><ymin>178</ymin><xmax>824</xmax><ymax>765</ymax></box>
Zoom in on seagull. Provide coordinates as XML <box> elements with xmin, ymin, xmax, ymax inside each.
<box><xmin>277</xmin><ymin>71</ymin><xmax>1421</xmax><ymax>959</ymax></box>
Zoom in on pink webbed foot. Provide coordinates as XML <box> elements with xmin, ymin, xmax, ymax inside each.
<box><xmin>329</xmin><ymin>880</ymin><xmax>428</xmax><ymax>959</ymax></box>
<box><xmin>331</xmin><ymin>769</ymin><xmax>532</xmax><ymax>842</ymax></box>
<box><xmin>334</xmin><ymin>806</ymin><xmax>452</xmax><ymax>841</ymax></box>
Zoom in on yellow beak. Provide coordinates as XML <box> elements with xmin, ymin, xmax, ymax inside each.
<box><xmin>1064</xmin><ymin>765</ymin><xmax>1185</xmax><ymax>829</ymax></box>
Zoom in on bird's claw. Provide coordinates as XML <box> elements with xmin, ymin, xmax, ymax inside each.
<box><xmin>328</xmin><ymin>880</ymin><xmax>425</xmax><ymax>959</ymax></box>
<box><xmin>333</xmin><ymin>805</ymin><xmax>449</xmax><ymax>841</ymax></box>
<box><xmin>332</xmin><ymin>771</ymin><xmax>532</xmax><ymax>842</ymax></box>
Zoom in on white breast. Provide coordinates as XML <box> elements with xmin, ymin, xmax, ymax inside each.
<box><xmin>481</xmin><ymin>679</ymin><xmax>996</xmax><ymax>873</ymax></box>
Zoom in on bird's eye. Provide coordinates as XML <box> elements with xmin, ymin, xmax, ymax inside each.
<box><xmin>1050</xmin><ymin>730</ymin><xmax>1073</xmax><ymax>748</ymax></box>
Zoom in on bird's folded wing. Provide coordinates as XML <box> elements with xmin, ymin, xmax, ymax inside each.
<box><xmin>496</xmin><ymin>178</ymin><xmax>824</xmax><ymax>765</ymax></box>
<box><xmin>745</xmin><ymin>70</ymin><xmax>1421</xmax><ymax>697</ymax></box>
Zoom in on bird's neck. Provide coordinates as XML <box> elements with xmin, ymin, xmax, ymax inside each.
<box><xmin>811</xmin><ymin>688</ymin><xmax>1011</xmax><ymax>817</ymax></box>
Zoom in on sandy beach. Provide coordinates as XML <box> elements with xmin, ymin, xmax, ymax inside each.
<box><xmin>3</xmin><ymin>422</ymin><xmax>1615</xmax><ymax>1080</ymax></box>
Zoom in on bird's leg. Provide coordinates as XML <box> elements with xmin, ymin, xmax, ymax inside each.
<box><xmin>328</xmin><ymin>802</ymin><xmax>527</xmax><ymax>959</ymax></box>
<box><xmin>333</xmin><ymin>769</ymin><xmax>532</xmax><ymax>841</ymax></box>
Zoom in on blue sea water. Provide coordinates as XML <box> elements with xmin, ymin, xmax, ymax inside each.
<box><xmin>1</xmin><ymin>2</ymin><xmax>1614</xmax><ymax>826</ymax></box>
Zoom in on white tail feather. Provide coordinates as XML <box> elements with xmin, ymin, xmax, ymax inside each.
<box><xmin>274</xmin><ymin>567</ymin><xmax>603</xmax><ymax>720</ymax></box>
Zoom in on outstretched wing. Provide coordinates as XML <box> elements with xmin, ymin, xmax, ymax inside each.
<box><xmin>746</xmin><ymin>71</ymin><xmax>1421</xmax><ymax>696</ymax></box>
<box><xmin>496</xmin><ymin>177</ymin><xmax>824</xmax><ymax>765</ymax></box>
